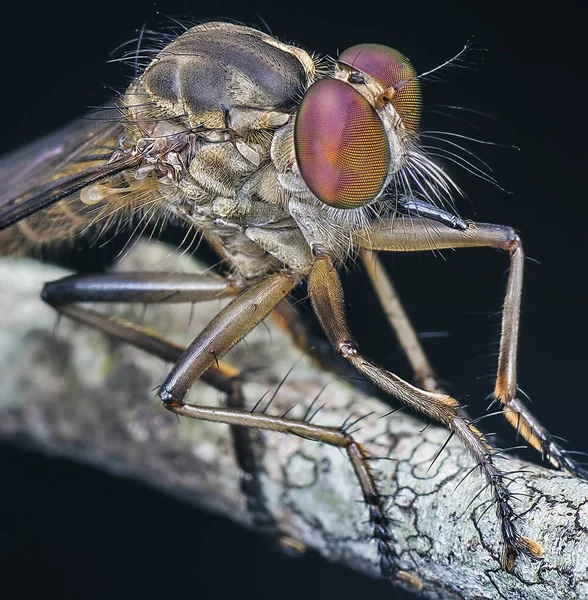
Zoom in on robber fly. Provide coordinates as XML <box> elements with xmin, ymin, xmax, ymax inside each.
<box><xmin>0</xmin><ymin>20</ymin><xmax>582</xmax><ymax>586</ymax></box>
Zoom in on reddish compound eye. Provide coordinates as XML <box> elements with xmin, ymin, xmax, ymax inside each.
<box><xmin>339</xmin><ymin>44</ymin><xmax>422</xmax><ymax>132</ymax></box>
<box><xmin>294</xmin><ymin>78</ymin><xmax>390</xmax><ymax>209</ymax></box>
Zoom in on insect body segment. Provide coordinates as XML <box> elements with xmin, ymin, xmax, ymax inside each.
<box><xmin>1</xmin><ymin>20</ymin><xmax>584</xmax><ymax>588</ymax></box>
<box><xmin>140</xmin><ymin>22</ymin><xmax>313</xmax><ymax>129</ymax></box>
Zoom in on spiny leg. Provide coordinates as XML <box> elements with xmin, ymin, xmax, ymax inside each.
<box><xmin>132</xmin><ymin>269</ymin><xmax>419</xmax><ymax>583</ymax></box>
<box><xmin>45</xmin><ymin>272</ymin><xmax>421</xmax><ymax>585</ymax></box>
<box><xmin>172</xmin><ymin>395</ymin><xmax>420</xmax><ymax>587</ymax></box>
<box><xmin>41</xmin><ymin>271</ymin><xmax>279</xmax><ymax>538</ymax></box>
<box><xmin>359</xmin><ymin>248</ymin><xmax>441</xmax><ymax>393</ymax></box>
<box><xmin>157</xmin><ymin>270</ymin><xmax>302</xmax><ymax>404</ymax></box>
<box><xmin>308</xmin><ymin>250</ymin><xmax>540</xmax><ymax>570</ymax></box>
<box><xmin>359</xmin><ymin>218</ymin><xmax>586</xmax><ymax>478</ymax></box>
<box><xmin>271</xmin><ymin>248</ymin><xmax>443</xmax><ymax>393</ymax></box>
<box><xmin>51</xmin><ymin>299</ymin><xmax>290</xmax><ymax>542</ymax></box>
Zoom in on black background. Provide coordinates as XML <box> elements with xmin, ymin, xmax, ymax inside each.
<box><xmin>1</xmin><ymin>1</ymin><xmax>587</xmax><ymax>598</ymax></box>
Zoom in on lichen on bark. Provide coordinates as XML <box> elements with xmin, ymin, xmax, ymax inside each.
<box><xmin>0</xmin><ymin>243</ymin><xmax>587</xmax><ymax>599</ymax></box>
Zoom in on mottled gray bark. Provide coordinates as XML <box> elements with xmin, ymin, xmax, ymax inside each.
<box><xmin>0</xmin><ymin>243</ymin><xmax>586</xmax><ymax>599</ymax></box>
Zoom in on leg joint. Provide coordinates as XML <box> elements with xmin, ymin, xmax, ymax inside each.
<box><xmin>160</xmin><ymin>387</ymin><xmax>185</xmax><ymax>408</ymax></box>
<box><xmin>336</xmin><ymin>340</ymin><xmax>357</xmax><ymax>358</ymax></box>
<box><xmin>504</xmin><ymin>230</ymin><xmax>522</xmax><ymax>252</ymax></box>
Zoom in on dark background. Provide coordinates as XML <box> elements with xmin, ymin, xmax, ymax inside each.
<box><xmin>1</xmin><ymin>1</ymin><xmax>587</xmax><ymax>598</ymax></box>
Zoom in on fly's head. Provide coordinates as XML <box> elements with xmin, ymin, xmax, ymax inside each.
<box><xmin>293</xmin><ymin>44</ymin><xmax>423</xmax><ymax>210</ymax></box>
<box><xmin>279</xmin><ymin>43</ymin><xmax>440</xmax><ymax>260</ymax></box>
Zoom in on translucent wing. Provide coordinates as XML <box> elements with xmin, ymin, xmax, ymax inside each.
<box><xmin>0</xmin><ymin>108</ymin><xmax>139</xmax><ymax>253</ymax></box>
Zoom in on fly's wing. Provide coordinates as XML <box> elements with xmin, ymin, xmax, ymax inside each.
<box><xmin>0</xmin><ymin>109</ymin><xmax>120</xmax><ymax>205</ymax></box>
<box><xmin>0</xmin><ymin>108</ymin><xmax>139</xmax><ymax>254</ymax></box>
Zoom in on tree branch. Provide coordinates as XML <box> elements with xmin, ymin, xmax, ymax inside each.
<box><xmin>0</xmin><ymin>243</ymin><xmax>586</xmax><ymax>599</ymax></box>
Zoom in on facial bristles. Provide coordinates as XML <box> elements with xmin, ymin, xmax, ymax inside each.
<box><xmin>400</xmin><ymin>145</ymin><xmax>464</xmax><ymax>214</ymax></box>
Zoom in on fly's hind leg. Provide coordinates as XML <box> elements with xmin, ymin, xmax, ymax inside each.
<box><xmin>359</xmin><ymin>218</ymin><xmax>586</xmax><ymax>479</ymax></box>
<box><xmin>43</xmin><ymin>269</ymin><xmax>417</xmax><ymax>585</ymax></box>
<box><xmin>172</xmin><ymin>400</ymin><xmax>420</xmax><ymax>588</ymax></box>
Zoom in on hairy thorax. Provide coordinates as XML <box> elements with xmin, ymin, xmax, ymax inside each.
<box><xmin>116</xmin><ymin>22</ymin><xmax>407</xmax><ymax>279</ymax></box>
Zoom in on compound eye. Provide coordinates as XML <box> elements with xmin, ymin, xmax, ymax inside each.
<box><xmin>339</xmin><ymin>44</ymin><xmax>422</xmax><ymax>132</ymax></box>
<box><xmin>294</xmin><ymin>78</ymin><xmax>390</xmax><ymax>209</ymax></box>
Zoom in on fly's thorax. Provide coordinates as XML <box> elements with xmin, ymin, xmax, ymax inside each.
<box><xmin>138</xmin><ymin>22</ymin><xmax>315</xmax><ymax>130</ymax></box>
<box><xmin>149</xmin><ymin>126</ymin><xmax>313</xmax><ymax>278</ymax></box>
<box><xmin>111</xmin><ymin>21</ymin><xmax>324</xmax><ymax>269</ymax></box>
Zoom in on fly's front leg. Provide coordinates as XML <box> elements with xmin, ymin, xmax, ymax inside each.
<box><xmin>359</xmin><ymin>248</ymin><xmax>441</xmax><ymax>393</ymax></box>
<box><xmin>358</xmin><ymin>198</ymin><xmax>467</xmax><ymax>393</ymax></box>
<box><xmin>360</xmin><ymin>219</ymin><xmax>585</xmax><ymax>478</ymax></box>
<box><xmin>309</xmin><ymin>250</ymin><xmax>541</xmax><ymax>571</ymax></box>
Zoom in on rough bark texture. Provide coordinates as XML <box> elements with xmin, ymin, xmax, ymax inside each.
<box><xmin>0</xmin><ymin>243</ymin><xmax>586</xmax><ymax>599</ymax></box>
